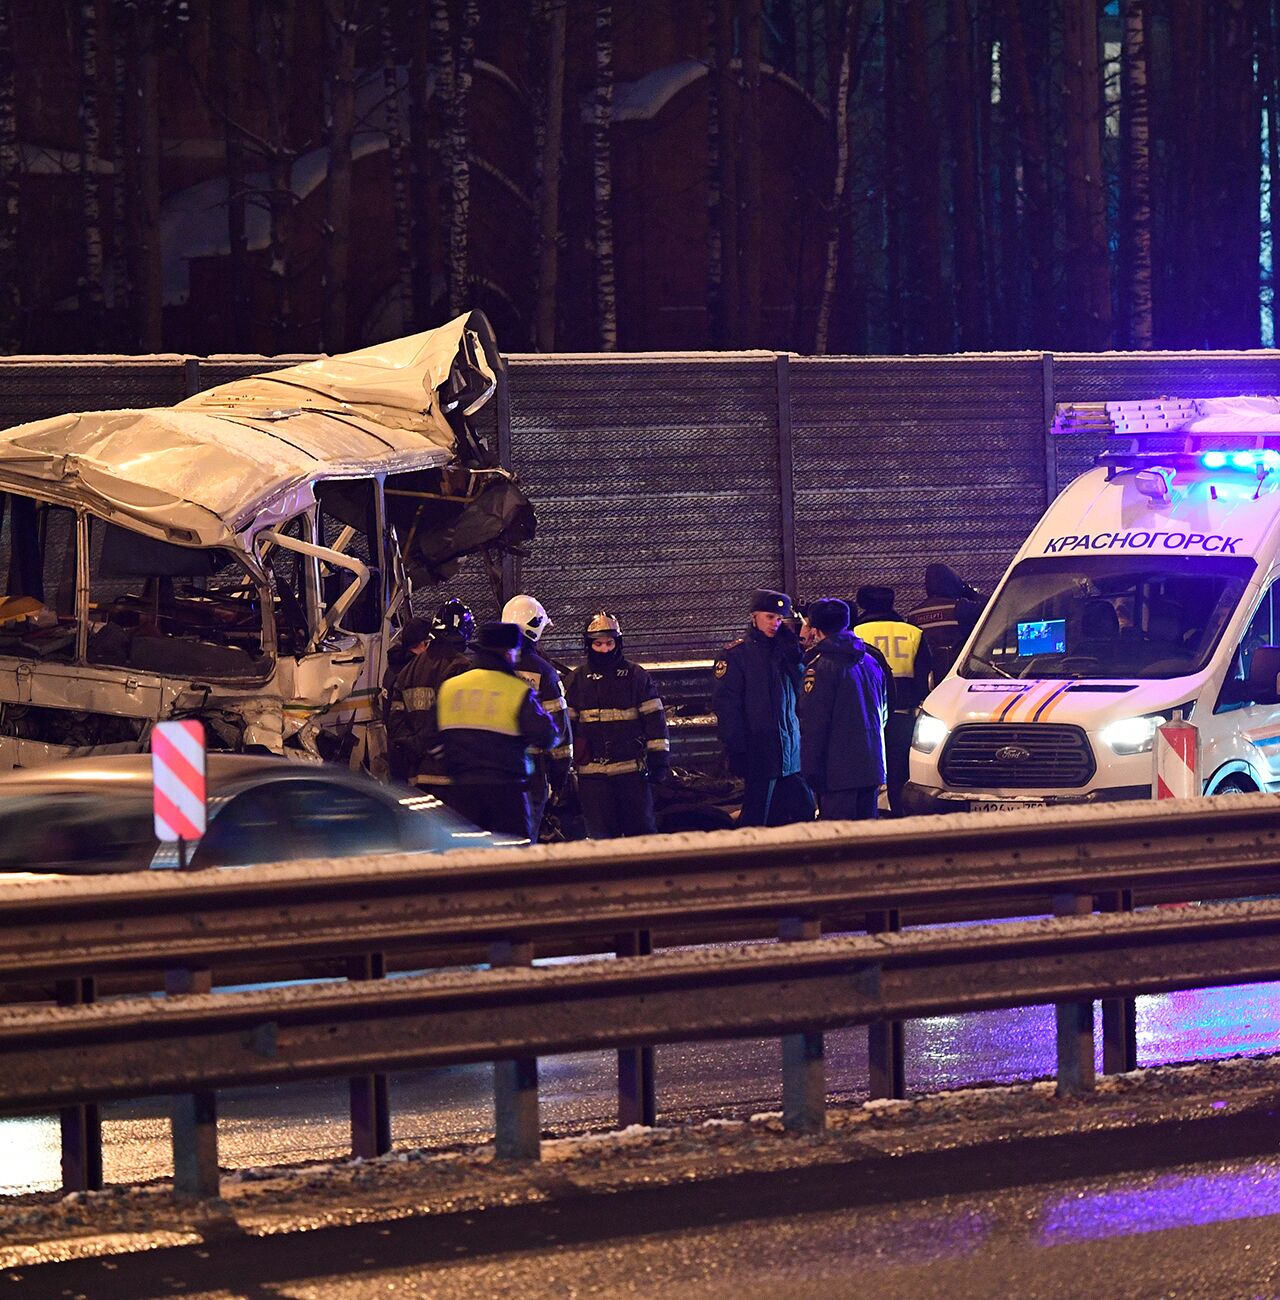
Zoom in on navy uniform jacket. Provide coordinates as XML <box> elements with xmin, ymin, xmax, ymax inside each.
<box><xmin>513</xmin><ymin>645</ymin><xmax>573</xmax><ymax>792</ymax></box>
<box><xmin>798</xmin><ymin>630</ymin><xmax>888</xmax><ymax>792</ymax></box>
<box><xmin>436</xmin><ymin>663</ymin><xmax>556</xmax><ymax>784</ymax></box>
<box><xmin>387</xmin><ymin>635</ymin><xmax>472</xmax><ymax>783</ymax></box>
<box><xmin>712</xmin><ymin>624</ymin><xmax>804</xmax><ymax>779</ymax></box>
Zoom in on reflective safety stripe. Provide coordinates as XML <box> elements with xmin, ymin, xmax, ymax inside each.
<box><xmin>437</xmin><ymin>669</ymin><xmax>530</xmax><ymax>737</ymax></box>
<box><xmin>549</xmin><ymin>744</ymin><xmax>573</xmax><ymax>759</ymax></box>
<box><xmin>638</xmin><ymin>697</ymin><xmax>664</xmax><ymax>715</ymax></box>
<box><xmin>412</xmin><ymin>774</ymin><xmax>454</xmax><ymax>787</ymax></box>
<box><xmin>855</xmin><ymin>620</ymin><xmax>923</xmax><ymax>678</ymax></box>
<box><xmin>646</xmin><ymin>737</ymin><xmax>670</xmax><ymax>752</ymax></box>
<box><xmin>576</xmin><ymin>707</ymin><xmax>640</xmax><ymax>722</ymax></box>
<box><xmin>402</xmin><ymin>686</ymin><xmax>436</xmax><ymax>711</ymax></box>
<box><xmin>544</xmin><ymin>696</ymin><xmax>566</xmax><ymax>713</ymax></box>
<box><xmin>567</xmin><ymin>708</ymin><xmax>579</xmax><ymax>722</ymax></box>
<box><xmin>577</xmin><ymin>759</ymin><xmax>643</xmax><ymax>775</ymax></box>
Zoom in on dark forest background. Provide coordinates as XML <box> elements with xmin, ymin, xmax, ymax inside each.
<box><xmin>0</xmin><ymin>0</ymin><xmax>1272</xmax><ymax>358</ymax></box>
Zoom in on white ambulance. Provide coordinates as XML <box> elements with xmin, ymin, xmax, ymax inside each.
<box><xmin>905</xmin><ymin>395</ymin><xmax>1280</xmax><ymax>812</ymax></box>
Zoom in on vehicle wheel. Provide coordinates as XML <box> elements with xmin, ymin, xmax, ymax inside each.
<box><xmin>1214</xmin><ymin>774</ymin><xmax>1258</xmax><ymax>795</ymax></box>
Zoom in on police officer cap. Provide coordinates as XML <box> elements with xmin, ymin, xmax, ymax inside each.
<box><xmin>808</xmin><ymin>598</ymin><xmax>850</xmax><ymax>635</ymax></box>
<box><xmin>750</xmin><ymin>588</ymin><xmax>793</xmax><ymax>618</ymax></box>
<box><xmin>856</xmin><ymin>585</ymin><xmax>895</xmax><ymax>614</ymax></box>
<box><xmin>476</xmin><ymin>621</ymin><xmax>523</xmax><ymax>652</ymax></box>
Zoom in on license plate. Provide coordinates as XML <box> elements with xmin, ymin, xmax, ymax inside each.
<box><xmin>971</xmin><ymin>799</ymin><xmax>1044</xmax><ymax>813</ymax></box>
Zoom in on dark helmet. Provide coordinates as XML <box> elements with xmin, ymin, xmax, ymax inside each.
<box><xmin>432</xmin><ymin>598</ymin><xmax>475</xmax><ymax>642</ymax></box>
<box><xmin>583</xmin><ymin>609</ymin><xmax>623</xmax><ymax>654</ymax></box>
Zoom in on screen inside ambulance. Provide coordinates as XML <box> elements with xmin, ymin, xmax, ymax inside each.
<box><xmin>961</xmin><ymin>555</ymin><xmax>1254</xmax><ymax>680</ymax></box>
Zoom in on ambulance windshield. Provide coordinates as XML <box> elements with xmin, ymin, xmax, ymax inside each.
<box><xmin>961</xmin><ymin>554</ymin><xmax>1254</xmax><ymax>680</ymax></box>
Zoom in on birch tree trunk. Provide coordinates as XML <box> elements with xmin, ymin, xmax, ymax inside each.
<box><xmin>902</xmin><ymin>0</ymin><xmax>943</xmax><ymax>350</ymax></box>
<box><xmin>532</xmin><ymin>0</ymin><xmax>566</xmax><ymax>351</ymax></box>
<box><xmin>710</xmin><ymin>0</ymin><xmax>739</xmax><ymax>346</ymax></box>
<box><xmin>814</xmin><ymin>1</ymin><xmax>857</xmax><ymax>353</ymax></box>
<box><xmin>430</xmin><ymin>0</ymin><xmax>454</xmax><ymax>319</ymax></box>
<box><xmin>407</xmin><ymin>0</ymin><xmax>434</xmax><ymax>324</ymax></box>
<box><xmin>323</xmin><ymin>0</ymin><xmax>359</xmax><ymax>351</ymax></box>
<box><xmin>77</xmin><ymin>0</ymin><xmax>106</xmax><ymax>331</ymax></box>
<box><xmin>255</xmin><ymin>0</ymin><xmax>296</xmax><ymax>350</ymax></box>
<box><xmin>381</xmin><ymin>0</ymin><xmax>414</xmax><ymax>336</ymax></box>
<box><xmin>592</xmin><ymin>0</ymin><xmax>616</xmax><ymax>350</ymax></box>
<box><xmin>448</xmin><ymin>0</ymin><xmax>478</xmax><ymax>317</ymax></box>
<box><xmin>0</xmin><ymin>0</ymin><xmax>19</xmax><ymax>350</ymax></box>
<box><xmin>738</xmin><ymin>0</ymin><xmax>763</xmax><ymax>346</ymax></box>
<box><xmin>1063</xmin><ymin>0</ymin><xmax>1112</xmax><ymax>348</ymax></box>
<box><xmin>130</xmin><ymin>0</ymin><xmax>162</xmax><ymax>350</ymax></box>
<box><xmin>948</xmin><ymin>0</ymin><xmax>984</xmax><ymax>348</ymax></box>
<box><xmin>1122</xmin><ymin>0</ymin><xmax>1152</xmax><ymax>347</ymax></box>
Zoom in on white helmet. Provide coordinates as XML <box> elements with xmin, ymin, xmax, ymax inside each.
<box><xmin>501</xmin><ymin>594</ymin><xmax>552</xmax><ymax>643</ymax></box>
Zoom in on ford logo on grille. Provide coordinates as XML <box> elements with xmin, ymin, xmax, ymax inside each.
<box><xmin>995</xmin><ymin>745</ymin><xmax>1032</xmax><ymax>762</ymax></box>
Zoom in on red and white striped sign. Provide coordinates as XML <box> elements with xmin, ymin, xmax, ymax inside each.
<box><xmin>1154</xmin><ymin>718</ymin><xmax>1200</xmax><ymax>800</ymax></box>
<box><xmin>152</xmin><ymin>720</ymin><xmax>207</xmax><ymax>841</ymax></box>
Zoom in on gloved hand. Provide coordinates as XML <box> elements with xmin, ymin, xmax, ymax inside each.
<box><xmin>646</xmin><ymin>756</ymin><xmax>669</xmax><ymax>785</ymax></box>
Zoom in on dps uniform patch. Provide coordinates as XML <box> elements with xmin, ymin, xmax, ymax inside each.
<box><xmin>803</xmin><ymin>672</ymin><xmax>815</xmax><ymax>694</ymax></box>
<box><xmin>713</xmin><ymin>659</ymin><xmax>728</xmax><ymax>679</ymax></box>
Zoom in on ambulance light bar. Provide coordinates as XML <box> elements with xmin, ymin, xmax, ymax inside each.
<box><xmin>1200</xmin><ymin>449</ymin><xmax>1280</xmax><ymax>472</ymax></box>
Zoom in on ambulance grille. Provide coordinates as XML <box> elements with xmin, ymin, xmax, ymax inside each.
<box><xmin>938</xmin><ymin>724</ymin><xmax>1096</xmax><ymax>789</ymax></box>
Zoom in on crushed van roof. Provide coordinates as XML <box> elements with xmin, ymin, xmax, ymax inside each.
<box><xmin>0</xmin><ymin>313</ymin><xmax>495</xmax><ymax>545</ymax></box>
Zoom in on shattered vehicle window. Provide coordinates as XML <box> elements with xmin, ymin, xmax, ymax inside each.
<box><xmin>0</xmin><ymin>493</ymin><xmax>78</xmax><ymax>663</ymax></box>
<box><xmin>86</xmin><ymin>518</ymin><xmax>270</xmax><ymax>678</ymax></box>
<box><xmin>317</xmin><ymin>479</ymin><xmax>380</xmax><ymax>635</ymax></box>
<box><xmin>264</xmin><ymin>514</ymin><xmax>312</xmax><ymax>656</ymax></box>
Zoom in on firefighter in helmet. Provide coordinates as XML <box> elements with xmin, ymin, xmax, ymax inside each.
<box><xmin>387</xmin><ymin>598</ymin><xmax>475</xmax><ymax>791</ymax></box>
<box><xmin>501</xmin><ymin>593</ymin><xmax>572</xmax><ymax>837</ymax></box>
<box><xmin>565</xmin><ymin>610</ymin><xmax>669</xmax><ymax>838</ymax></box>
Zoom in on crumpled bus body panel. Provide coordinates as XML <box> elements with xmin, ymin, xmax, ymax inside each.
<box><xmin>0</xmin><ymin>311</ymin><xmax>524</xmax><ymax>774</ymax></box>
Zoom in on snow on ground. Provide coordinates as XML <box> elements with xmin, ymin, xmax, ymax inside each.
<box><xmin>3</xmin><ymin>1052</ymin><xmax>1279</xmax><ymax>1268</ymax></box>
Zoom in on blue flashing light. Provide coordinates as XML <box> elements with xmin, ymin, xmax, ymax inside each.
<box><xmin>1198</xmin><ymin>449</ymin><xmax>1280</xmax><ymax>473</ymax></box>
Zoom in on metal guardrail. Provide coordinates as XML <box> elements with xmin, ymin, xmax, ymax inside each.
<box><xmin>6</xmin><ymin>792</ymin><xmax>1280</xmax><ymax>1199</ymax></box>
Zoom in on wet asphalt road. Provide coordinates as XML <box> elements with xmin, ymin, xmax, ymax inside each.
<box><xmin>10</xmin><ymin>1104</ymin><xmax>1280</xmax><ymax>1298</ymax></box>
<box><xmin>8</xmin><ymin>976</ymin><xmax>1280</xmax><ymax>1196</ymax></box>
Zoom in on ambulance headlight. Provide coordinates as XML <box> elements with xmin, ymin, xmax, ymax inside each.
<box><xmin>1100</xmin><ymin>713</ymin><xmax>1167</xmax><ymax>755</ymax></box>
<box><xmin>912</xmin><ymin>712</ymin><xmax>949</xmax><ymax>754</ymax></box>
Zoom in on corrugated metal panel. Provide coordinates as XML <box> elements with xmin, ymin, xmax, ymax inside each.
<box><xmin>0</xmin><ymin>358</ymin><xmax>188</xmax><ymax>428</ymax></box>
<box><xmin>789</xmin><ymin>356</ymin><xmax>1046</xmax><ymax>614</ymax></box>
<box><xmin>506</xmin><ymin>356</ymin><xmax>783</xmax><ymax>660</ymax></box>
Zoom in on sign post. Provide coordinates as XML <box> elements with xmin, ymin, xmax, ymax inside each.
<box><xmin>152</xmin><ymin>720</ymin><xmax>207</xmax><ymax>869</ymax></box>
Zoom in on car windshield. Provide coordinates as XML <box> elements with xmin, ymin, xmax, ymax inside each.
<box><xmin>959</xmin><ymin>554</ymin><xmax>1255</xmax><ymax>680</ymax></box>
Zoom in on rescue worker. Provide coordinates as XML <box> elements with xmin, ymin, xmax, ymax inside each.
<box><xmin>712</xmin><ymin>589</ymin><xmax>813</xmax><ymax>827</ymax></box>
<box><xmin>908</xmin><ymin>563</ymin><xmax>982</xmax><ymax>681</ymax></box>
<box><xmin>853</xmin><ymin>585</ymin><xmax>932</xmax><ymax>816</ymax></box>
<box><xmin>798</xmin><ymin>598</ymin><xmax>887</xmax><ymax>820</ymax></box>
<box><xmin>565</xmin><ymin>610</ymin><xmax>669</xmax><ymax>838</ymax></box>
<box><xmin>434</xmin><ymin>621</ymin><xmax>556</xmax><ymax>841</ymax></box>
<box><xmin>381</xmin><ymin>615</ymin><xmax>431</xmax><ymax>780</ymax></box>
<box><xmin>387</xmin><ymin>598</ymin><xmax>475</xmax><ymax>792</ymax></box>
<box><xmin>502</xmin><ymin>593</ymin><xmax>572</xmax><ymax>838</ymax></box>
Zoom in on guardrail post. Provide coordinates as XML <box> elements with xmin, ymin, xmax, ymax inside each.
<box><xmin>866</xmin><ymin>909</ymin><xmax>905</xmax><ymax>1099</ymax></box>
<box><xmin>1099</xmin><ymin>889</ymin><xmax>1138</xmax><ymax>1073</ymax></box>
<box><xmin>165</xmin><ymin>967</ymin><xmax>220</xmax><ymax>1198</ymax></box>
<box><xmin>347</xmin><ymin>952</ymin><xmax>392</xmax><ymax>1158</ymax></box>
<box><xmin>615</xmin><ymin>930</ymin><xmax>656</xmax><ymax>1127</ymax></box>
<box><xmin>1054</xmin><ymin>893</ymin><xmax>1096</xmax><ymax>1096</ymax></box>
<box><xmin>56</xmin><ymin>977</ymin><xmax>102</xmax><ymax>1194</ymax></box>
<box><xmin>490</xmin><ymin>940</ymin><xmax>540</xmax><ymax>1160</ymax></box>
<box><xmin>779</xmin><ymin>917</ymin><xmax>825</xmax><ymax>1133</ymax></box>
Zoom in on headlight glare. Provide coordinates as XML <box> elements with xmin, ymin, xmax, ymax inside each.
<box><xmin>1099</xmin><ymin>713</ymin><xmax>1166</xmax><ymax>755</ymax></box>
<box><xmin>912</xmin><ymin>712</ymin><xmax>949</xmax><ymax>754</ymax></box>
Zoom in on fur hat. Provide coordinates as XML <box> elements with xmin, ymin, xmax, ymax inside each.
<box><xmin>856</xmin><ymin>585</ymin><xmax>896</xmax><ymax>615</ymax></box>
<box><xmin>475</xmin><ymin>621</ymin><xmax>523</xmax><ymax>652</ymax></box>
<box><xmin>750</xmin><ymin>588</ymin><xmax>793</xmax><ymax>618</ymax></box>
<box><xmin>808</xmin><ymin>598</ymin><xmax>851</xmax><ymax>635</ymax></box>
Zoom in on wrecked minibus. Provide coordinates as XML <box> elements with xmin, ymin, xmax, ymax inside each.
<box><xmin>906</xmin><ymin>395</ymin><xmax>1280</xmax><ymax>812</ymax></box>
<box><xmin>0</xmin><ymin>310</ymin><xmax>532</xmax><ymax>772</ymax></box>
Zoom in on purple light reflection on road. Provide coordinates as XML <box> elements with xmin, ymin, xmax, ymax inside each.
<box><xmin>1040</xmin><ymin>1164</ymin><xmax>1280</xmax><ymax>1243</ymax></box>
<box><xmin>1136</xmin><ymin>981</ymin><xmax>1280</xmax><ymax>1065</ymax></box>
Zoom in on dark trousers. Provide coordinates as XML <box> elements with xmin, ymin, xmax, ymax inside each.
<box><xmin>819</xmin><ymin>787</ymin><xmax>878</xmax><ymax>820</ymax></box>
<box><xmin>442</xmin><ymin>782</ymin><xmax>533</xmax><ymax>842</ymax></box>
<box><xmin>739</xmin><ymin>772</ymin><xmax>816</xmax><ymax>827</ymax></box>
<box><xmin>578</xmin><ymin>773</ymin><xmax>656</xmax><ymax>839</ymax></box>
<box><xmin>885</xmin><ymin>711</ymin><xmax>915</xmax><ymax>816</ymax></box>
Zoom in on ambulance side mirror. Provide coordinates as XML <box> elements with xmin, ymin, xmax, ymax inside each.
<box><xmin>1245</xmin><ymin>645</ymin><xmax>1280</xmax><ymax>705</ymax></box>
